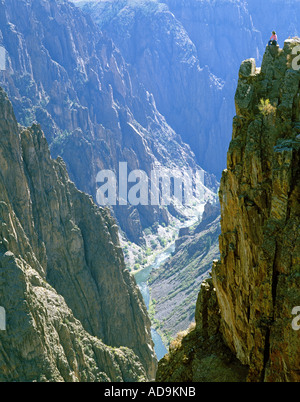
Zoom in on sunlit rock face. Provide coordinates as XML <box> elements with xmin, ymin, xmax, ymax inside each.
<box><xmin>0</xmin><ymin>86</ymin><xmax>157</xmax><ymax>381</ymax></box>
<box><xmin>157</xmin><ymin>40</ymin><xmax>300</xmax><ymax>382</ymax></box>
<box><xmin>214</xmin><ymin>41</ymin><xmax>300</xmax><ymax>382</ymax></box>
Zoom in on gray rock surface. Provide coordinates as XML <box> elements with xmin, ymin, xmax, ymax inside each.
<box><xmin>80</xmin><ymin>0</ymin><xmax>263</xmax><ymax>177</ymax></box>
<box><xmin>0</xmin><ymin>86</ymin><xmax>157</xmax><ymax>381</ymax></box>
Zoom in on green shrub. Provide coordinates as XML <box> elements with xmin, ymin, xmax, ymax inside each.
<box><xmin>258</xmin><ymin>98</ymin><xmax>276</xmax><ymax>117</ymax></box>
<box><xmin>158</xmin><ymin>237</ymin><xmax>167</xmax><ymax>247</ymax></box>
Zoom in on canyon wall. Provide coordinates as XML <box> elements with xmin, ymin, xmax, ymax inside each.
<box><xmin>0</xmin><ymin>0</ymin><xmax>209</xmax><ymax>245</ymax></box>
<box><xmin>0</xmin><ymin>86</ymin><xmax>156</xmax><ymax>381</ymax></box>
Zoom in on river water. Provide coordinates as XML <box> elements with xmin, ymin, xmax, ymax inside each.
<box><xmin>135</xmin><ymin>243</ymin><xmax>175</xmax><ymax>360</ymax></box>
<box><xmin>134</xmin><ymin>213</ymin><xmax>202</xmax><ymax>361</ymax></box>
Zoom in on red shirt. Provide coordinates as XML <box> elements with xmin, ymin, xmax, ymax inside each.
<box><xmin>270</xmin><ymin>34</ymin><xmax>278</xmax><ymax>41</ymax></box>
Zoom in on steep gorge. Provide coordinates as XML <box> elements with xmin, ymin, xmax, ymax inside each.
<box><xmin>80</xmin><ymin>0</ymin><xmax>300</xmax><ymax>180</ymax></box>
<box><xmin>0</xmin><ymin>0</ymin><xmax>211</xmax><ymax>246</ymax></box>
<box><xmin>79</xmin><ymin>0</ymin><xmax>266</xmax><ymax>178</ymax></box>
<box><xmin>157</xmin><ymin>39</ymin><xmax>300</xmax><ymax>382</ymax></box>
<box><xmin>1</xmin><ymin>0</ymin><xmax>299</xmax><ymax>383</ymax></box>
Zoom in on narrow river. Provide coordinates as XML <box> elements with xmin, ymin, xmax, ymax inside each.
<box><xmin>134</xmin><ymin>212</ymin><xmax>202</xmax><ymax>361</ymax></box>
<box><xmin>134</xmin><ymin>243</ymin><xmax>175</xmax><ymax>360</ymax></box>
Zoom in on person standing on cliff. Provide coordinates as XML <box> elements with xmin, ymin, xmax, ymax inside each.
<box><xmin>268</xmin><ymin>31</ymin><xmax>278</xmax><ymax>46</ymax></box>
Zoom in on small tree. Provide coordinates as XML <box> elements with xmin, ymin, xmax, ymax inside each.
<box><xmin>258</xmin><ymin>98</ymin><xmax>276</xmax><ymax>117</ymax></box>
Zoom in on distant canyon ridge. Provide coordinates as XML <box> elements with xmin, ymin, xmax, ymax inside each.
<box><xmin>1</xmin><ymin>0</ymin><xmax>299</xmax><ymax>244</ymax></box>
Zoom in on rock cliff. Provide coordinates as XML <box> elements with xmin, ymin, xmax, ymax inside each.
<box><xmin>80</xmin><ymin>0</ymin><xmax>263</xmax><ymax>177</ymax></box>
<box><xmin>79</xmin><ymin>0</ymin><xmax>300</xmax><ymax>179</ymax></box>
<box><xmin>157</xmin><ymin>39</ymin><xmax>300</xmax><ymax>382</ymax></box>
<box><xmin>0</xmin><ymin>87</ymin><xmax>156</xmax><ymax>381</ymax></box>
